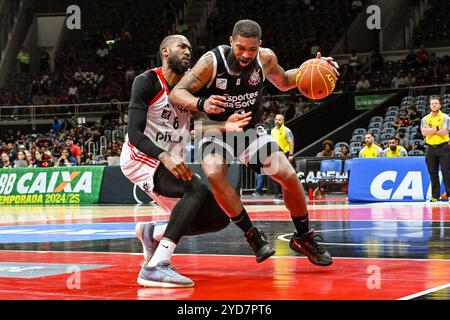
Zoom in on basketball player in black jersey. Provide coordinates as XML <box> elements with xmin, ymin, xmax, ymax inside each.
<box><xmin>123</xmin><ymin>34</ymin><xmax>255</xmax><ymax>287</ymax></box>
<box><xmin>171</xmin><ymin>20</ymin><xmax>339</xmax><ymax>266</ymax></box>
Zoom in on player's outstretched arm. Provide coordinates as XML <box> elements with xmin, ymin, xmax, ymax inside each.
<box><xmin>261</xmin><ymin>49</ymin><xmax>340</xmax><ymax>92</ymax></box>
<box><xmin>170</xmin><ymin>53</ymin><xmax>225</xmax><ymax>114</ymax></box>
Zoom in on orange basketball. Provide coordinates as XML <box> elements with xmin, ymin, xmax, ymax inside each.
<box><xmin>295</xmin><ymin>58</ymin><xmax>337</xmax><ymax>100</ymax></box>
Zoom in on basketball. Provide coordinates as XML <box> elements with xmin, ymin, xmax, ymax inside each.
<box><xmin>296</xmin><ymin>57</ymin><xmax>337</xmax><ymax>100</ymax></box>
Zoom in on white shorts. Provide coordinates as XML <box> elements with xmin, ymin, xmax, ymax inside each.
<box><xmin>120</xmin><ymin>140</ymin><xmax>179</xmax><ymax>213</ymax></box>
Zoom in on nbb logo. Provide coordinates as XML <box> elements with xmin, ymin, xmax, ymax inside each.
<box><xmin>369</xmin><ymin>171</ymin><xmax>436</xmax><ymax>200</ymax></box>
<box><xmin>0</xmin><ymin>171</ymin><xmax>93</xmax><ymax>195</ymax></box>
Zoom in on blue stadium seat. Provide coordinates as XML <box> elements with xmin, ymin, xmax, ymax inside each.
<box><xmin>384</xmin><ymin>115</ymin><xmax>397</xmax><ymax>122</ymax></box>
<box><xmin>370</xmin><ymin>116</ymin><xmax>383</xmax><ymax>123</ymax></box>
<box><xmin>343</xmin><ymin>159</ymin><xmax>352</xmax><ymax>173</ymax></box>
<box><xmin>320</xmin><ymin>159</ymin><xmax>343</xmax><ymax>174</ymax></box>
<box><xmin>349</xmin><ymin>146</ymin><xmax>360</xmax><ymax>155</ymax></box>
<box><xmin>353</xmin><ymin>128</ymin><xmax>367</xmax><ymax>135</ymax></box>
<box><xmin>409</xmin><ymin>150</ymin><xmax>424</xmax><ymax>156</ymax></box>
<box><xmin>410</xmin><ymin>139</ymin><xmax>424</xmax><ymax>146</ymax></box>
<box><xmin>381</xmin><ymin>127</ymin><xmax>396</xmax><ymax>135</ymax></box>
<box><xmin>368</xmin><ymin>128</ymin><xmax>380</xmax><ymax>136</ymax></box>
<box><xmin>369</xmin><ymin>122</ymin><xmax>382</xmax><ymax>129</ymax></box>
<box><xmin>351</xmin><ymin>134</ymin><xmax>365</xmax><ymax>142</ymax></box>
<box><xmin>385</xmin><ymin>110</ymin><xmax>398</xmax><ymax>117</ymax></box>
<box><xmin>335</xmin><ymin>142</ymin><xmax>349</xmax><ymax>149</ymax></box>
<box><xmin>387</xmin><ymin>106</ymin><xmax>399</xmax><ymax>112</ymax></box>
<box><xmin>350</xmin><ymin>142</ymin><xmax>362</xmax><ymax>149</ymax></box>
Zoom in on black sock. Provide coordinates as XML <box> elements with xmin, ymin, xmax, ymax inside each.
<box><xmin>292</xmin><ymin>214</ymin><xmax>309</xmax><ymax>235</ymax></box>
<box><xmin>231</xmin><ymin>208</ymin><xmax>253</xmax><ymax>234</ymax></box>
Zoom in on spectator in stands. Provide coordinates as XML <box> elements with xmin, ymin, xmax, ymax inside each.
<box><xmin>0</xmin><ymin>152</ymin><xmax>14</xmax><ymax>169</ymax></box>
<box><xmin>337</xmin><ymin>145</ymin><xmax>352</xmax><ymax>157</ymax></box>
<box><xmin>68</xmin><ymin>83</ymin><xmax>80</xmax><ymax>104</ymax></box>
<box><xmin>14</xmin><ymin>150</ymin><xmax>29</xmax><ymax>167</ymax></box>
<box><xmin>124</xmin><ymin>66</ymin><xmax>136</xmax><ymax>87</ymax></box>
<box><xmin>96</xmin><ymin>45</ymin><xmax>110</xmax><ymax>64</ymax></box>
<box><xmin>370</xmin><ymin>49</ymin><xmax>384</xmax><ymax>72</ymax></box>
<box><xmin>5</xmin><ymin>142</ymin><xmax>17</xmax><ymax>162</ymax></box>
<box><xmin>405</xmin><ymin>48</ymin><xmax>417</xmax><ymax>68</ymax></box>
<box><xmin>65</xmin><ymin>136</ymin><xmax>81</xmax><ymax>165</ymax></box>
<box><xmin>356</xmin><ymin>75</ymin><xmax>371</xmax><ymax>90</ymax></box>
<box><xmin>55</xmin><ymin>148</ymin><xmax>77</xmax><ymax>167</ymax></box>
<box><xmin>348</xmin><ymin>50</ymin><xmax>360</xmax><ymax>77</ymax></box>
<box><xmin>32</xmin><ymin>90</ymin><xmax>48</xmax><ymax>106</ymax></box>
<box><xmin>403</xmin><ymin>72</ymin><xmax>416</xmax><ymax>87</ymax></box>
<box><xmin>359</xmin><ymin>133</ymin><xmax>383</xmax><ymax>158</ymax></box>
<box><xmin>410</xmin><ymin>139</ymin><xmax>425</xmax><ymax>153</ymax></box>
<box><xmin>416</xmin><ymin>45</ymin><xmax>429</xmax><ymax>67</ymax></box>
<box><xmin>391</xmin><ymin>72</ymin><xmax>404</xmax><ymax>88</ymax></box>
<box><xmin>83</xmin><ymin>69</ymin><xmax>95</xmax><ymax>85</ymax></box>
<box><xmin>24</xmin><ymin>150</ymin><xmax>33</xmax><ymax>167</ymax></box>
<box><xmin>395</xmin><ymin>130</ymin><xmax>409</xmax><ymax>149</ymax></box>
<box><xmin>17</xmin><ymin>47</ymin><xmax>30</xmax><ymax>73</ymax></box>
<box><xmin>74</xmin><ymin>67</ymin><xmax>83</xmax><ymax>84</ymax></box>
<box><xmin>40</xmin><ymin>50</ymin><xmax>51</xmax><ymax>72</ymax></box>
<box><xmin>408</xmin><ymin>106</ymin><xmax>422</xmax><ymax>126</ymax></box>
<box><xmin>383</xmin><ymin>137</ymin><xmax>408</xmax><ymax>157</ymax></box>
<box><xmin>317</xmin><ymin>139</ymin><xmax>336</xmax><ymax>157</ymax></box>
<box><xmin>51</xmin><ymin>116</ymin><xmax>65</xmax><ymax>134</ymax></box>
<box><xmin>392</xmin><ymin>114</ymin><xmax>410</xmax><ymax>129</ymax></box>
<box><xmin>31</xmin><ymin>150</ymin><xmax>43</xmax><ymax>167</ymax></box>
<box><xmin>51</xmin><ymin>138</ymin><xmax>63</xmax><ymax>159</ymax></box>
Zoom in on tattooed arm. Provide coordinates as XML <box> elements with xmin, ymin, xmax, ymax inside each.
<box><xmin>260</xmin><ymin>48</ymin><xmax>340</xmax><ymax>91</ymax></box>
<box><xmin>170</xmin><ymin>52</ymin><xmax>226</xmax><ymax>114</ymax></box>
<box><xmin>259</xmin><ymin>47</ymin><xmax>299</xmax><ymax>92</ymax></box>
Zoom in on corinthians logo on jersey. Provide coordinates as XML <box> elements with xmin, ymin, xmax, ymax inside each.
<box><xmin>249</xmin><ymin>67</ymin><xmax>261</xmax><ymax>86</ymax></box>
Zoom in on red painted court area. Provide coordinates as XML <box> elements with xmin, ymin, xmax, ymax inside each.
<box><xmin>1</xmin><ymin>202</ymin><xmax>450</xmax><ymax>300</ymax></box>
<box><xmin>1</xmin><ymin>250</ymin><xmax>449</xmax><ymax>300</ymax></box>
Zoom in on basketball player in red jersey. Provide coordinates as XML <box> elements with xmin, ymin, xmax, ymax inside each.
<box><xmin>121</xmin><ymin>34</ymin><xmax>254</xmax><ymax>288</ymax></box>
<box><xmin>170</xmin><ymin>20</ymin><xmax>339</xmax><ymax>266</ymax></box>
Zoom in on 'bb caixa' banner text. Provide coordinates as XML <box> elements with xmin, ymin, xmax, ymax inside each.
<box><xmin>0</xmin><ymin>166</ymin><xmax>105</xmax><ymax>204</ymax></box>
<box><xmin>348</xmin><ymin>157</ymin><xmax>444</xmax><ymax>202</ymax></box>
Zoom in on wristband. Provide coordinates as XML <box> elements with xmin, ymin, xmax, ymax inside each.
<box><xmin>196</xmin><ymin>98</ymin><xmax>206</xmax><ymax>112</ymax></box>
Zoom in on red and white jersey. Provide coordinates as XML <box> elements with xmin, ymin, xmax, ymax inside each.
<box><xmin>121</xmin><ymin>67</ymin><xmax>191</xmax><ymax>194</ymax></box>
<box><xmin>132</xmin><ymin>67</ymin><xmax>191</xmax><ymax>158</ymax></box>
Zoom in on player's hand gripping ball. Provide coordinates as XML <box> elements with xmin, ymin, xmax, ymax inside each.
<box><xmin>296</xmin><ymin>52</ymin><xmax>338</xmax><ymax>100</ymax></box>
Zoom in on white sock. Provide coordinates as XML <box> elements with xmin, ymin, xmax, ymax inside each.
<box><xmin>147</xmin><ymin>239</ymin><xmax>176</xmax><ymax>267</ymax></box>
<box><xmin>152</xmin><ymin>223</ymin><xmax>167</xmax><ymax>242</ymax></box>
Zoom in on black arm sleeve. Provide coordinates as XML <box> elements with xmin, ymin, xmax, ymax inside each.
<box><xmin>127</xmin><ymin>72</ymin><xmax>166</xmax><ymax>159</ymax></box>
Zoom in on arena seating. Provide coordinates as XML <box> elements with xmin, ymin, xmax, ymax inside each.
<box><xmin>334</xmin><ymin>94</ymin><xmax>450</xmax><ymax>156</ymax></box>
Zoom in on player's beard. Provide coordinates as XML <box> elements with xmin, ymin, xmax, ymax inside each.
<box><xmin>168</xmin><ymin>53</ymin><xmax>189</xmax><ymax>75</ymax></box>
<box><xmin>228</xmin><ymin>51</ymin><xmax>252</xmax><ymax>73</ymax></box>
<box><xmin>390</xmin><ymin>146</ymin><xmax>396</xmax><ymax>151</ymax></box>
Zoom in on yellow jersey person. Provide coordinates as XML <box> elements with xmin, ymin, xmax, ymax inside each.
<box><xmin>383</xmin><ymin>137</ymin><xmax>408</xmax><ymax>157</ymax></box>
<box><xmin>270</xmin><ymin>114</ymin><xmax>295</xmax><ymax>201</ymax></box>
<box><xmin>420</xmin><ymin>96</ymin><xmax>450</xmax><ymax>202</ymax></box>
<box><xmin>358</xmin><ymin>132</ymin><xmax>383</xmax><ymax>158</ymax></box>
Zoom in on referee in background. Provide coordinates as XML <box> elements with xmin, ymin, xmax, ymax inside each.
<box><xmin>421</xmin><ymin>96</ymin><xmax>450</xmax><ymax>202</ymax></box>
<box><xmin>269</xmin><ymin>114</ymin><xmax>295</xmax><ymax>201</ymax></box>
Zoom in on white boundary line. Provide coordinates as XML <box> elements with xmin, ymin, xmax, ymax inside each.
<box><xmin>398</xmin><ymin>283</ymin><xmax>450</xmax><ymax>300</ymax></box>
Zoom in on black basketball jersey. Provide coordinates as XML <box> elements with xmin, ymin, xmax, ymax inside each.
<box><xmin>200</xmin><ymin>45</ymin><xmax>265</xmax><ymax>128</ymax></box>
